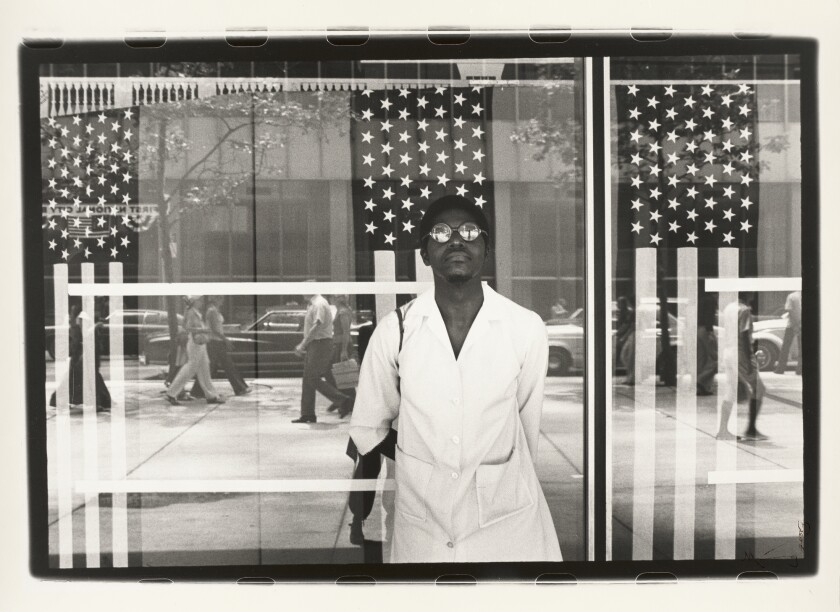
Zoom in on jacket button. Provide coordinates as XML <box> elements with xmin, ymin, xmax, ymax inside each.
<box><xmin>447</xmin><ymin>541</ymin><xmax>454</xmax><ymax>548</ymax></box>
<box><xmin>451</xmin><ymin>472</ymin><xmax>459</xmax><ymax>479</ymax></box>
<box><xmin>452</xmin><ymin>436</ymin><xmax>460</xmax><ymax>444</ymax></box>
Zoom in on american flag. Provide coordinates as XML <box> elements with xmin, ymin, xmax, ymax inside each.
<box><xmin>41</xmin><ymin>107</ymin><xmax>140</xmax><ymax>264</ymax></box>
<box><xmin>351</xmin><ymin>85</ymin><xmax>494</xmax><ymax>260</ymax></box>
<box><xmin>614</xmin><ymin>82</ymin><xmax>759</xmax><ymax>561</ymax></box>
<box><xmin>619</xmin><ymin>82</ymin><xmax>758</xmax><ymax>251</ymax></box>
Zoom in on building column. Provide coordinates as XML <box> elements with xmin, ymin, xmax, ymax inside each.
<box><xmin>494</xmin><ymin>182</ymin><xmax>513</xmax><ymax>299</ymax></box>
<box><xmin>329</xmin><ymin>180</ymin><xmax>352</xmax><ymax>281</ymax></box>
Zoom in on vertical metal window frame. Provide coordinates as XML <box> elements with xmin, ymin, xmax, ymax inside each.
<box><xmin>583</xmin><ymin>57</ymin><xmax>609</xmax><ymax>562</ymax></box>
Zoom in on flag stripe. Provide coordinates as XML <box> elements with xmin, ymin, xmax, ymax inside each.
<box><xmin>374</xmin><ymin>251</ymin><xmax>397</xmax><ymax>323</ymax></box>
<box><xmin>75</xmin><ymin>479</ymin><xmax>397</xmax><ymax>493</ymax></box>
<box><xmin>674</xmin><ymin>248</ymin><xmax>698</xmax><ymax>559</ymax></box>
<box><xmin>108</xmin><ymin>263</ymin><xmax>129</xmax><ymax>568</ymax></box>
<box><xmin>708</xmin><ymin>469</ymin><xmax>804</xmax><ymax>485</ymax></box>
<box><xmin>705</xmin><ymin>277</ymin><xmax>801</xmax><ymax>292</ymax></box>
<box><xmin>53</xmin><ymin>264</ymin><xmax>74</xmax><ymax>568</ymax></box>
<box><xmin>414</xmin><ymin>250</ymin><xmax>433</xmax><ymax>284</ymax></box>
<box><xmin>632</xmin><ymin>248</ymin><xmax>657</xmax><ymax>560</ymax></box>
<box><xmin>81</xmin><ymin>263</ymin><xmax>101</xmax><ymax>568</ymax></box>
<box><xmin>714</xmin><ymin>248</ymin><xmax>739</xmax><ymax>559</ymax></box>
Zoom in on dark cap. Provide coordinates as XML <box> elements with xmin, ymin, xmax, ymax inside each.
<box><xmin>418</xmin><ymin>195</ymin><xmax>491</xmax><ymax>248</ymax></box>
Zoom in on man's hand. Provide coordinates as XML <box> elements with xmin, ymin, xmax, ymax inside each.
<box><xmin>340</xmin><ymin>348</ymin><xmax>349</xmax><ymax>361</ymax></box>
<box><xmin>294</xmin><ymin>342</ymin><xmax>306</xmax><ymax>358</ymax></box>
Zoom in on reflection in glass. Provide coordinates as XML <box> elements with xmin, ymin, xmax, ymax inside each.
<box><xmin>609</xmin><ymin>56</ymin><xmax>803</xmax><ymax>561</ymax></box>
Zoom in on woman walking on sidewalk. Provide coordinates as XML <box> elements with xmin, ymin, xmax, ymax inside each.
<box><xmin>165</xmin><ymin>296</ymin><xmax>225</xmax><ymax>406</ymax></box>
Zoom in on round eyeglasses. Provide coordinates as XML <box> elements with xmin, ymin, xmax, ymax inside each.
<box><xmin>425</xmin><ymin>222</ymin><xmax>488</xmax><ymax>243</ymax></box>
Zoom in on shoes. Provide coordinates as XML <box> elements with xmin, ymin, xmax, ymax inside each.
<box><xmin>349</xmin><ymin>519</ymin><xmax>364</xmax><ymax>546</ymax></box>
<box><xmin>326</xmin><ymin>402</ymin><xmax>341</xmax><ymax>413</ymax></box>
<box><xmin>235</xmin><ymin>387</ymin><xmax>253</xmax><ymax>396</ymax></box>
<box><xmin>292</xmin><ymin>416</ymin><xmax>317</xmax><ymax>423</ymax></box>
<box><xmin>696</xmin><ymin>386</ymin><xmax>714</xmax><ymax>396</ymax></box>
<box><xmin>338</xmin><ymin>396</ymin><xmax>354</xmax><ymax>419</ymax></box>
<box><xmin>740</xmin><ymin>430</ymin><xmax>769</xmax><ymax>442</ymax></box>
<box><xmin>177</xmin><ymin>392</ymin><xmax>193</xmax><ymax>401</ymax></box>
<box><xmin>773</xmin><ymin>369</ymin><xmax>785</xmax><ymax>375</ymax></box>
<box><xmin>715</xmin><ymin>431</ymin><xmax>740</xmax><ymax>441</ymax></box>
<box><xmin>165</xmin><ymin>394</ymin><xmax>181</xmax><ymax>406</ymax></box>
<box><xmin>206</xmin><ymin>396</ymin><xmax>226</xmax><ymax>404</ymax></box>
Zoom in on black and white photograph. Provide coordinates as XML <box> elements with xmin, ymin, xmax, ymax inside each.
<box><xmin>13</xmin><ymin>28</ymin><xmax>826</xmax><ymax>593</ymax></box>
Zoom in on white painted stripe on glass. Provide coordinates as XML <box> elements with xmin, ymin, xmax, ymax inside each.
<box><xmin>705</xmin><ymin>277</ymin><xmax>801</xmax><ymax>293</ymax></box>
<box><xmin>604</xmin><ymin>56</ymin><xmax>614</xmax><ymax>561</ymax></box>
<box><xmin>75</xmin><ymin>479</ymin><xmax>397</xmax><ymax>494</ymax></box>
<box><xmin>708</xmin><ymin>469</ymin><xmax>804</xmax><ymax>485</ymax></box>
<box><xmin>632</xmin><ymin>248</ymin><xmax>657</xmax><ymax>561</ymax></box>
<box><xmin>414</xmin><ymin>249</ymin><xmax>433</xmax><ymax>284</ymax></box>
<box><xmin>374</xmin><ymin>252</ymin><xmax>398</xmax><ymax>323</ymax></box>
<box><xmin>68</xmin><ymin>280</ymin><xmax>434</xmax><ymax>297</ymax></box>
<box><xmin>583</xmin><ymin>56</ymin><xmax>596</xmax><ymax>563</ymax></box>
<box><xmin>81</xmin><ymin>263</ymin><xmax>101</xmax><ymax>568</ymax></box>
<box><xmin>53</xmin><ymin>264</ymin><xmax>74</xmax><ymax>569</ymax></box>
<box><xmin>108</xmin><ymin>263</ymin><xmax>128</xmax><ymax>568</ymax></box>
<box><xmin>674</xmin><ymin>248</ymin><xmax>698</xmax><ymax>560</ymax></box>
<box><xmin>715</xmin><ymin>249</ymin><xmax>739</xmax><ymax>560</ymax></box>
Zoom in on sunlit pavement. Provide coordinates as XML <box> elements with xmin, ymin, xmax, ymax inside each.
<box><xmin>41</xmin><ymin>360</ymin><xmax>802</xmax><ymax>568</ymax></box>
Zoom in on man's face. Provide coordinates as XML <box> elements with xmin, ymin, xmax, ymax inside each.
<box><xmin>421</xmin><ymin>208</ymin><xmax>487</xmax><ymax>284</ymax></box>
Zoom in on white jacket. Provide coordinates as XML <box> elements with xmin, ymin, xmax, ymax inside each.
<box><xmin>350</xmin><ymin>284</ymin><xmax>562</xmax><ymax>563</ymax></box>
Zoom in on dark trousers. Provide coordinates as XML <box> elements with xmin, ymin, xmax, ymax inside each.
<box><xmin>50</xmin><ymin>357</ymin><xmax>111</xmax><ymax>409</ymax></box>
<box><xmin>189</xmin><ymin>340</ymin><xmax>248</xmax><ymax>397</ymax></box>
<box><xmin>775</xmin><ymin>325</ymin><xmax>802</xmax><ymax>374</ymax></box>
<box><xmin>301</xmin><ymin>338</ymin><xmax>346</xmax><ymax>418</ymax></box>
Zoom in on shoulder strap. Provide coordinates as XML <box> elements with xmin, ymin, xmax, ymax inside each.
<box><xmin>396</xmin><ymin>305</ymin><xmax>405</xmax><ymax>351</ymax></box>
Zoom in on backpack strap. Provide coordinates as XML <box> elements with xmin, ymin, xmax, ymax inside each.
<box><xmin>394</xmin><ymin>299</ymin><xmax>415</xmax><ymax>391</ymax></box>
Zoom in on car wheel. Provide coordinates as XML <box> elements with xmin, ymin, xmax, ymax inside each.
<box><xmin>548</xmin><ymin>347</ymin><xmax>571</xmax><ymax>376</ymax></box>
<box><xmin>755</xmin><ymin>341</ymin><xmax>779</xmax><ymax>372</ymax></box>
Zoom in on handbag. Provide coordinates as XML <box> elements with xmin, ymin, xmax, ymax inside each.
<box><xmin>331</xmin><ymin>358</ymin><xmax>359</xmax><ymax>389</ymax></box>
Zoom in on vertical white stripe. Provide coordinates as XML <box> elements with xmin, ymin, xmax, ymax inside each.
<box><xmin>414</xmin><ymin>249</ymin><xmax>433</xmax><ymax>284</ymax></box>
<box><xmin>583</xmin><ymin>56</ymin><xmax>596</xmax><ymax>562</ymax></box>
<box><xmin>632</xmin><ymin>248</ymin><xmax>657</xmax><ymax>560</ymax></box>
<box><xmin>674</xmin><ymin>248</ymin><xmax>698</xmax><ymax>559</ymax></box>
<box><xmin>53</xmin><ymin>264</ymin><xmax>74</xmax><ymax>568</ymax></box>
<box><xmin>108</xmin><ymin>263</ymin><xmax>128</xmax><ymax>567</ymax></box>
<box><xmin>374</xmin><ymin>251</ymin><xmax>397</xmax><ymax>323</ymax></box>
<box><xmin>81</xmin><ymin>263</ymin><xmax>100</xmax><ymax>568</ymax></box>
<box><xmin>715</xmin><ymin>248</ymin><xmax>739</xmax><ymax>559</ymax></box>
<box><xmin>603</xmin><ymin>56</ymin><xmax>614</xmax><ymax>561</ymax></box>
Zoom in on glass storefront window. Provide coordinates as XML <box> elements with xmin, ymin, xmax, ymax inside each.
<box><xmin>40</xmin><ymin>59</ymin><xmax>587</xmax><ymax>567</ymax></box>
<box><xmin>607</xmin><ymin>55</ymin><xmax>803</xmax><ymax>561</ymax></box>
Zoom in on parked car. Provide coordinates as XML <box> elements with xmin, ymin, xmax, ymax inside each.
<box><xmin>45</xmin><ymin>309</ymin><xmax>183</xmax><ymax>359</ymax></box>
<box><xmin>141</xmin><ymin>308</ymin><xmax>373</xmax><ymax>378</ymax></box>
<box><xmin>753</xmin><ymin>315</ymin><xmax>800</xmax><ymax>371</ymax></box>
<box><xmin>543</xmin><ymin>306</ymin><xmax>681</xmax><ymax>377</ymax></box>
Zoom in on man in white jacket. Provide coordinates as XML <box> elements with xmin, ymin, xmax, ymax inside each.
<box><xmin>350</xmin><ymin>195</ymin><xmax>562</xmax><ymax>563</ymax></box>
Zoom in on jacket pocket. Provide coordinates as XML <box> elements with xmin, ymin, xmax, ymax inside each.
<box><xmin>475</xmin><ymin>448</ymin><xmax>534</xmax><ymax>528</ymax></box>
<box><xmin>395</xmin><ymin>445</ymin><xmax>434</xmax><ymax>522</ymax></box>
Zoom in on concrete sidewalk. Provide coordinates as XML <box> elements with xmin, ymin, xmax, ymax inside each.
<box><xmin>42</xmin><ymin>370</ymin><xmax>803</xmax><ymax>568</ymax></box>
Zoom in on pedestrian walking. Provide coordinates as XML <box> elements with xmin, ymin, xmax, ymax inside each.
<box><xmin>50</xmin><ymin>304</ymin><xmax>111</xmax><ymax>411</ymax></box>
<box><xmin>164</xmin><ymin>296</ymin><xmax>225</xmax><ymax>406</ymax></box>
<box><xmin>716</xmin><ymin>300</ymin><xmax>767</xmax><ymax>441</ymax></box>
<box><xmin>774</xmin><ymin>290</ymin><xmax>802</xmax><ymax>375</ymax></box>
<box><xmin>188</xmin><ymin>296</ymin><xmax>251</xmax><ymax>398</ymax></box>
<box><xmin>327</xmin><ymin>294</ymin><xmax>354</xmax><ymax>418</ymax></box>
<box><xmin>292</xmin><ymin>287</ymin><xmax>352</xmax><ymax>423</ymax></box>
<box><xmin>350</xmin><ymin>195</ymin><xmax>562</xmax><ymax>563</ymax></box>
